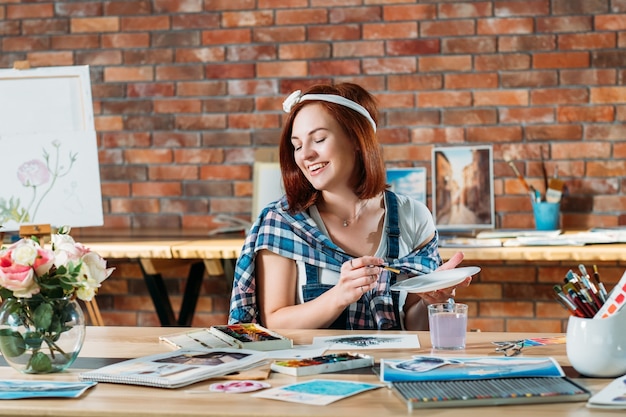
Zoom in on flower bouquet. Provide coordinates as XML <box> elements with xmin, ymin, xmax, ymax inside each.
<box><xmin>0</xmin><ymin>226</ymin><xmax>114</xmax><ymax>373</ymax></box>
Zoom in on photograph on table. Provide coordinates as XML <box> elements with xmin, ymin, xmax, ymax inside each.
<box><xmin>432</xmin><ymin>145</ymin><xmax>494</xmax><ymax>231</ymax></box>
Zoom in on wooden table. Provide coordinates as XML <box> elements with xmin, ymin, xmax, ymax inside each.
<box><xmin>0</xmin><ymin>326</ymin><xmax>613</xmax><ymax>417</ymax></box>
<box><xmin>75</xmin><ymin>230</ymin><xmax>626</xmax><ymax>326</ymax></box>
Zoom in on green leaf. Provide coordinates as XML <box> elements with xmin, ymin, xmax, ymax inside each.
<box><xmin>30</xmin><ymin>351</ymin><xmax>52</xmax><ymax>373</ymax></box>
<box><xmin>0</xmin><ymin>329</ymin><xmax>26</xmax><ymax>357</ymax></box>
<box><xmin>23</xmin><ymin>331</ymin><xmax>43</xmax><ymax>349</ymax></box>
<box><xmin>33</xmin><ymin>302</ymin><xmax>53</xmax><ymax>331</ymax></box>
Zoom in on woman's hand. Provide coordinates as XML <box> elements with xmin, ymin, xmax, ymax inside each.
<box><xmin>420</xmin><ymin>251</ymin><xmax>473</xmax><ymax>304</ymax></box>
<box><xmin>337</xmin><ymin>256</ymin><xmax>384</xmax><ymax>305</ymax></box>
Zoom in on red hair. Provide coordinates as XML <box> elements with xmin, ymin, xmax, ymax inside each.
<box><xmin>279</xmin><ymin>83</ymin><xmax>387</xmax><ymax>214</ymax></box>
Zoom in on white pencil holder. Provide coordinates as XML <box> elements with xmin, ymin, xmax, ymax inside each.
<box><xmin>566</xmin><ymin>307</ymin><xmax>626</xmax><ymax>378</ymax></box>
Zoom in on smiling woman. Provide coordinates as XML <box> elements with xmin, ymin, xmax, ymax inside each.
<box><xmin>228</xmin><ymin>83</ymin><xmax>474</xmax><ymax>332</ymax></box>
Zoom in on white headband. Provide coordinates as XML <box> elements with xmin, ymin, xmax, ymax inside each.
<box><xmin>282</xmin><ymin>90</ymin><xmax>377</xmax><ymax>132</ymax></box>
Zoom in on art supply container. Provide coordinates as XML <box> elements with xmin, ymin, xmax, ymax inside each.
<box><xmin>428</xmin><ymin>303</ymin><xmax>468</xmax><ymax>350</ymax></box>
<box><xmin>532</xmin><ymin>201</ymin><xmax>560</xmax><ymax>230</ymax></box>
<box><xmin>566</xmin><ymin>306</ymin><xmax>626</xmax><ymax>377</ymax></box>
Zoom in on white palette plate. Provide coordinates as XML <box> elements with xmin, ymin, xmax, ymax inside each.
<box><xmin>390</xmin><ymin>266</ymin><xmax>480</xmax><ymax>293</ymax></box>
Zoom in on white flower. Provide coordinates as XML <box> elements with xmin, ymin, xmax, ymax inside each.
<box><xmin>282</xmin><ymin>90</ymin><xmax>302</xmax><ymax>113</ymax></box>
<box><xmin>80</xmin><ymin>251</ymin><xmax>114</xmax><ymax>286</ymax></box>
<box><xmin>11</xmin><ymin>240</ymin><xmax>39</xmax><ymax>266</ymax></box>
<box><xmin>51</xmin><ymin>233</ymin><xmax>85</xmax><ymax>266</ymax></box>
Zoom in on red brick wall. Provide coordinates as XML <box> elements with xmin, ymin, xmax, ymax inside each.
<box><xmin>2</xmin><ymin>0</ymin><xmax>625</xmax><ymax>327</ymax></box>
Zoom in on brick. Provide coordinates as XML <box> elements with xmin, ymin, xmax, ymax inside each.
<box><xmin>174</xmin><ymin>114</ymin><xmax>227</xmax><ymax>130</ymax></box>
<box><xmin>363</xmin><ymin>57</ymin><xmax>417</xmax><ymax>74</ymax></box>
<box><xmin>104</xmin><ymin>66</ymin><xmax>153</xmax><ymax>82</ymax></box>
<box><xmin>419</xmin><ymin>56</ymin><xmax>472</xmax><ymax>72</ymax></box>
<box><xmin>380</xmin><ymin>145</ymin><xmax>432</xmax><ymax>162</ymax></box>
<box><xmin>173</xmin><ymin>14</ymin><xmax>220</xmax><ymax>30</ymax></box>
<box><xmin>383</xmin><ymin>4</ymin><xmax>436</xmax><ymax>21</ymax></box>
<box><xmin>477</xmin><ymin>17</ymin><xmax>534</xmax><ymax>35</ymax></box>
<box><xmin>153</xmin><ymin>132</ymin><xmax>201</xmax><ymax>147</ymax></box>
<box><xmin>498</xmin><ymin>34</ymin><xmax>555</xmax><ymax>52</ymax></box>
<box><xmin>551</xmin><ymin>142</ymin><xmax>611</xmax><ymax>159</ymax></box>
<box><xmin>152</xmin><ymin>32</ymin><xmax>200</xmax><ymax>48</ymax></box>
<box><xmin>100</xmin><ymin>183</ymin><xmax>131</xmax><ymax>198</ymax></box>
<box><xmin>7</xmin><ymin>4</ymin><xmax>54</xmax><ymax>19</ymax></box>
<box><xmin>553</xmin><ymin>0</ymin><xmax>609</xmax><ymax>14</ymax></box>
<box><xmin>473</xmin><ymin>90</ymin><xmax>528</xmax><ymax>106</ymax></box>
<box><xmin>595</xmin><ymin>14</ymin><xmax>626</xmax><ymax>30</ymax></box>
<box><xmin>203</xmin><ymin>97</ymin><xmax>255</xmax><ymax>113</ymax></box>
<box><xmin>438</xmin><ymin>2</ymin><xmax>492</xmax><ymax>18</ymax></box>
<box><xmin>530</xmin><ymin>88</ymin><xmax>588</xmax><ymax>105</ymax></box>
<box><xmin>409</xmin><ymin>127</ymin><xmax>465</xmax><ymax>144</ymax></box>
<box><xmin>127</xmin><ymin>83</ymin><xmax>175</xmax><ymax>97</ymax></box>
<box><xmin>559</xmin><ymin>32</ymin><xmax>616</xmax><ymax>50</ymax></box>
<box><xmin>467</xmin><ymin>126</ymin><xmax>523</xmax><ymax>142</ymax></box>
<box><xmin>388</xmin><ymin>39</ymin><xmax>440</xmax><ymax>56</ymax></box>
<box><xmin>494</xmin><ymin>0</ymin><xmax>550</xmax><ymax>16</ymax></box>
<box><xmin>420</xmin><ymin>20</ymin><xmax>475</xmax><ymax>37</ymax></box>
<box><xmin>500</xmin><ymin>70</ymin><xmax>558</xmax><ymax>88</ymax></box>
<box><xmin>363</xmin><ymin>22</ymin><xmax>418</xmax><ymax>40</ymax></box>
<box><xmin>533</xmin><ymin>52</ymin><xmax>590</xmax><ymax>69</ymax></box>
<box><xmin>227</xmin><ymin>44</ymin><xmax>276</xmax><ymax>61</ymax></box>
<box><xmin>200</xmin><ymin>165</ymin><xmax>251</xmax><ymax>180</ymax></box>
<box><xmin>500</xmin><ymin>107</ymin><xmax>554</xmax><ymax>124</ymax></box>
<box><xmin>103</xmin><ymin>1</ymin><xmax>152</xmax><ymax>15</ymax></box>
<box><xmin>593</xmin><ymin>50</ymin><xmax>626</xmax><ymax>68</ymax></box>
<box><xmin>202</xmin><ymin>29</ymin><xmax>250</xmax><ymax>45</ymax></box>
<box><xmin>2</xmin><ymin>36</ymin><xmax>50</xmax><ymax>51</ymax></box>
<box><xmin>110</xmin><ymin>198</ymin><xmax>160</xmax><ymax>213</ymax></box>
<box><xmin>153</xmin><ymin>0</ymin><xmax>202</xmax><ymax>13</ymax></box>
<box><xmin>52</xmin><ymin>34</ymin><xmax>100</xmax><ymax>50</ymax></box>
<box><xmin>94</xmin><ymin>115</ymin><xmax>124</xmax><ymax>131</ymax></box>
<box><xmin>205</xmin><ymin>63</ymin><xmax>256</xmax><ymax>79</ymax></box>
<box><xmin>76</xmin><ymin>50</ymin><xmax>123</xmax><ymax>66</ymax></box>
<box><xmin>276</xmin><ymin>9</ymin><xmax>328</xmax><ymax>25</ymax></box>
<box><xmin>591</xmin><ymin>86</ymin><xmax>626</xmax><ymax>103</ymax></box>
<box><xmin>0</xmin><ymin>21</ymin><xmax>20</xmax><ymax>36</ymax></box>
<box><xmin>102</xmin><ymin>132</ymin><xmax>152</xmax><ymax>148</ymax></box>
<box><xmin>125</xmin><ymin>149</ymin><xmax>173</xmax><ymax>164</ymax></box>
<box><xmin>560</xmin><ymin>69</ymin><xmax>616</xmax><ymax>85</ymax></box>
<box><xmin>55</xmin><ymin>2</ymin><xmax>102</xmax><ymax>17</ymax></box>
<box><xmin>177</xmin><ymin>81</ymin><xmax>226</xmax><ymax>96</ymax></box>
<box><xmin>388</xmin><ymin>74</ymin><xmax>442</xmax><ymax>91</ymax></box>
<box><xmin>228</xmin><ymin>113</ymin><xmax>280</xmax><ymax>129</ymax></box>
<box><xmin>443</xmin><ymin>109</ymin><xmax>497</xmax><ymax>125</ymax></box>
<box><xmin>585</xmin><ymin>124</ymin><xmax>626</xmax><ymax>140</ymax></box>
<box><xmin>445</xmin><ymin>73</ymin><xmax>498</xmax><ymax>89</ymax></box>
<box><xmin>156</xmin><ymin>64</ymin><xmax>204</xmax><ymax>80</ymax></box>
<box><xmin>100</xmin><ymin>165</ymin><xmax>147</xmax><ymax>182</ymax></box>
<box><xmin>222</xmin><ymin>10</ymin><xmax>274</xmax><ymax>27</ymax></box>
<box><xmin>442</xmin><ymin>36</ymin><xmax>495</xmax><ymax>54</ymax></box>
<box><xmin>418</xmin><ymin>91</ymin><xmax>471</xmax><ymax>108</ymax></box>
<box><xmin>124</xmin><ymin>49</ymin><xmax>174</xmax><ymax>65</ymax></box>
<box><xmin>26</xmin><ymin>51</ymin><xmax>73</xmax><ymax>67</ymax></box>
<box><xmin>475</xmin><ymin>54</ymin><xmax>530</xmax><ymax>71</ymax></box>
<box><xmin>307</xmin><ymin>24</ymin><xmax>360</xmax><ymax>41</ymax></box>
<box><xmin>102</xmin><ymin>33</ymin><xmax>150</xmax><ymax>49</ymax></box>
<box><xmin>121</xmin><ymin>16</ymin><xmax>170</xmax><ymax>31</ymax></box>
<box><xmin>586</xmin><ymin>160</ymin><xmax>626</xmax><ymax>176</ymax></box>
<box><xmin>332</xmin><ymin>41</ymin><xmax>383</xmax><ymax>58</ymax></box>
<box><xmin>375</xmin><ymin>92</ymin><xmax>415</xmax><ymax>109</ymax></box>
<box><xmin>387</xmin><ymin>109</ymin><xmax>440</xmax><ymax>127</ymax></box>
<box><xmin>22</xmin><ymin>19</ymin><xmax>69</xmax><ymax>35</ymax></box>
<box><xmin>309</xmin><ymin>59</ymin><xmax>361</xmax><ymax>76</ymax></box>
<box><xmin>536</xmin><ymin>16</ymin><xmax>593</xmax><ymax>33</ymax></box>
<box><xmin>71</xmin><ymin>17</ymin><xmax>119</xmax><ymax>33</ymax></box>
<box><xmin>557</xmin><ymin>106</ymin><xmax>614</xmax><ymax>123</ymax></box>
<box><xmin>328</xmin><ymin>6</ymin><xmax>381</xmax><ymax>24</ymax></box>
<box><xmin>154</xmin><ymin>99</ymin><xmax>202</xmax><ymax>113</ymax></box>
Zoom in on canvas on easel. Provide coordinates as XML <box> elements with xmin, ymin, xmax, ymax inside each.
<box><xmin>0</xmin><ymin>65</ymin><xmax>103</xmax><ymax>232</ymax></box>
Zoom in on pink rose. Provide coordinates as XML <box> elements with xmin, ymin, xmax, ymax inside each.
<box><xmin>51</xmin><ymin>233</ymin><xmax>87</xmax><ymax>266</ymax></box>
<box><xmin>0</xmin><ymin>254</ymin><xmax>40</xmax><ymax>297</ymax></box>
<box><xmin>17</xmin><ymin>159</ymin><xmax>50</xmax><ymax>187</ymax></box>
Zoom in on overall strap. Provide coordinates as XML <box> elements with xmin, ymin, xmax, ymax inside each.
<box><xmin>384</xmin><ymin>190</ymin><xmax>402</xmax><ymax>330</ymax></box>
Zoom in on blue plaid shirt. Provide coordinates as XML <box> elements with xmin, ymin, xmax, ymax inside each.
<box><xmin>228</xmin><ymin>193</ymin><xmax>441</xmax><ymax>329</ymax></box>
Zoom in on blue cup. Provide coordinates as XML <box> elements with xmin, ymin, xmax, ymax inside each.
<box><xmin>532</xmin><ymin>201</ymin><xmax>560</xmax><ymax>230</ymax></box>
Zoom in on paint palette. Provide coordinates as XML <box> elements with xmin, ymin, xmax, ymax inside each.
<box><xmin>390</xmin><ymin>266</ymin><xmax>480</xmax><ymax>293</ymax></box>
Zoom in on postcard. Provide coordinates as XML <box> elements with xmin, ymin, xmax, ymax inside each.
<box><xmin>0</xmin><ymin>380</ymin><xmax>96</xmax><ymax>400</ymax></box>
<box><xmin>252</xmin><ymin>379</ymin><xmax>382</xmax><ymax>405</ymax></box>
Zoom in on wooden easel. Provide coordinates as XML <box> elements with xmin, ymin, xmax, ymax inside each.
<box><xmin>18</xmin><ymin>224</ymin><xmax>104</xmax><ymax>326</ymax></box>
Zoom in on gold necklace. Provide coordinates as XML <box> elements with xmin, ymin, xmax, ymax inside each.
<box><xmin>342</xmin><ymin>199</ymin><xmax>369</xmax><ymax>227</ymax></box>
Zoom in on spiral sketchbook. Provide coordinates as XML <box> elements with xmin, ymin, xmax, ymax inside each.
<box><xmin>79</xmin><ymin>348</ymin><xmax>267</xmax><ymax>389</ymax></box>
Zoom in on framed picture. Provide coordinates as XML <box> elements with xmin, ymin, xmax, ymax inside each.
<box><xmin>386</xmin><ymin>167</ymin><xmax>427</xmax><ymax>206</ymax></box>
<box><xmin>432</xmin><ymin>145</ymin><xmax>494</xmax><ymax>230</ymax></box>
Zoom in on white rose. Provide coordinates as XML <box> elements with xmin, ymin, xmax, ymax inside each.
<box><xmin>80</xmin><ymin>252</ymin><xmax>114</xmax><ymax>285</ymax></box>
<box><xmin>76</xmin><ymin>283</ymin><xmax>97</xmax><ymax>301</ymax></box>
<box><xmin>11</xmin><ymin>240</ymin><xmax>39</xmax><ymax>266</ymax></box>
<box><xmin>52</xmin><ymin>233</ymin><xmax>82</xmax><ymax>266</ymax></box>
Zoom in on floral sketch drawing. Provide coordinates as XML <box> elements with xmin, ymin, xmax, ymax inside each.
<box><xmin>1</xmin><ymin>141</ymin><xmax>77</xmax><ymax>225</ymax></box>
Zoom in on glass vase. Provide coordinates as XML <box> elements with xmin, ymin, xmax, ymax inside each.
<box><xmin>0</xmin><ymin>296</ymin><xmax>85</xmax><ymax>374</ymax></box>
